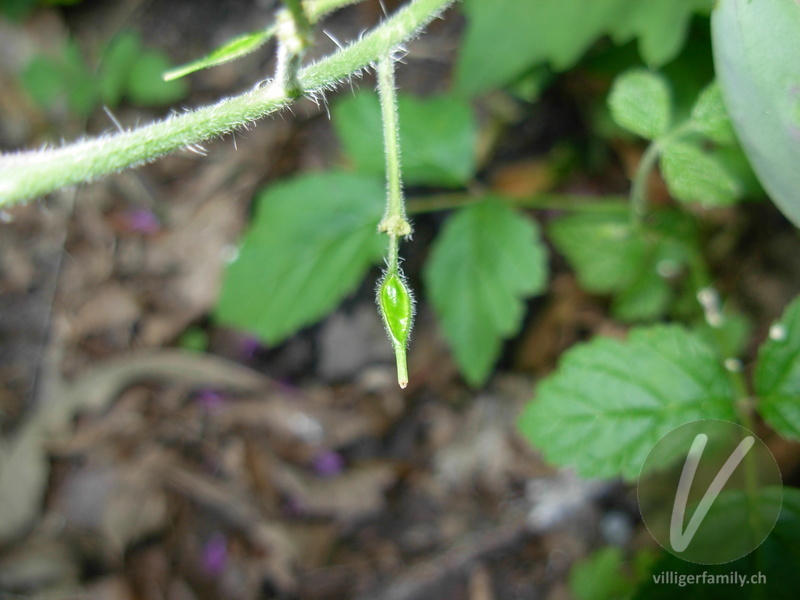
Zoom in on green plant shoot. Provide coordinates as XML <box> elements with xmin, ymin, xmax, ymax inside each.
<box><xmin>375</xmin><ymin>53</ymin><xmax>414</xmax><ymax>388</ymax></box>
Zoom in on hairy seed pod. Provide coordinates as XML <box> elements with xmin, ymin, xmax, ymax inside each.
<box><xmin>377</xmin><ymin>269</ymin><xmax>414</xmax><ymax>387</ymax></box>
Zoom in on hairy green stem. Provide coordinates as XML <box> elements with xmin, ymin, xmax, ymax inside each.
<box><xmin>376</xmin><ymin>53</ymin><xmax>413</xmax><ymax>389</ymax></box>
<box><xmin>277</xmin><ymin>0</ymin><xmax>313</xmax><ymax>96</ymax></box>
<box><xmin>0</xmin><ymin>0</ymin><xmax>456</xmax><ymax>207</ymax></box>
<box><xmin>377</xmin><ymin>55</ymin><xmax>411</xmax><ymax>240</ymax></box>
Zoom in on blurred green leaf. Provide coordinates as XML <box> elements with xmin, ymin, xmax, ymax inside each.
<box><xmin>608</xmin><ymin>69</ymin><xmax>672</xmax><ymax>139</ymax></box>
<box><xmin>62</xmin><ymin>42</ymin><xmax>97</xmax><ymax>116</ymax></box>
<box><xmin>423</xmin><ymin>199</ymin><xmax>548</xmax><ymax>386</ymax></box>
<box><xmin>127</xmin><ymin>51</ymin><xmax>188</xmax><ymax>106</ymax></box>
<box><xmin>611</xmin><ymin>263</ymin><xmax>672</xmax><ymax>322</ymax></box>
<box><xmin>549</xmin><ymin>208</ymin><xmax>695</xmax><ymax>322</ymax></box>
<box><xmin>20</xmin><ymin>56</ymin><xmax>67</xmax><ymax>110</ymax></box>
<box><xmin>216</xmin><ymin>172</ymin><xmax>385</xmax><ymax>344</ymax></box>
<box><xmin>755</xmin><ymin>296</ymin><xmax>800</xmax><ymax>441</ymax></box>
<box><xmin>163</xmin><ymin>27</ymin><xmax>275</xmax><ymax>81</ymax></box>
<box><xmin>548</xmin><ymin>211</ymin><xmax>645</xmax><ymax>294</ymax></box>
<box><xmin>690</xmin><ymin>81</ymin><xmax>736</xmax><ymax>145</ymax></box>
<box><xmin>457</xmin><ymin>0</ymin><xmax>627</xmax><ymax>96</ymax></box>
<box><xmin>333</xmin><ymin>91</ymin><xmax>477</xmax><ymax>187</ymax></box>
<box><xmin>660</xmin><ymin>140</ymin><xmax>741</xmax><ymax>205</ymax></box>
<box><xmin>570</xmin><ymin>547</ymin><xmax>635</xmax><ymax>600</ymax></box>
<box><xmin>100</xmin><ymin>31</ymin><xmax>142</xmax><ymax>106</ymax></box>
<box><xmin>519</xmin><ymin>325</ymin><xmax>736</xmax><ymax>479</ymax></box>
<box><xmin>609</xmin><ymin>0</ymin><xmax>711</xmax><ymax>68</ymax></box>
<box><xmin>456</xmin><ymin>0</ymin><xmax>708</xmax><ymax>96</ymax></box>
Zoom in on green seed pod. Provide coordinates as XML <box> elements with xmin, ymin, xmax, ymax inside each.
<box><xmin>377</xmin><ymin>269</ymin><xmax>415</xmax><ymax>388</ymax></box>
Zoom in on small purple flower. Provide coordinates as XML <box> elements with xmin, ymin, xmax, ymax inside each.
<box><xmin>122</xmin><ymin>208</ymin><xmax>161</xmax><ymax>234</ymax></box>
<box><xmin>312</xmin><ymin>450</ymin><xmax>344</xmax><ymax>477</ymax></box>
<box><xmin>195</xmin><ymin>389</ymin><xmax>226</xmax><ymax>412</ymax></box>
<box><xmin>201</xmin><ymin>533</ymin><xmax>228</xmax><ymax>576</ymax></box>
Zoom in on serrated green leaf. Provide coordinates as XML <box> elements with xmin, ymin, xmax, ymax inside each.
<box><xmin>690</xmin><ymin>81</ymin><xmax>736</xmax><ymax>145</ymax></box>
<box><xmin>660</xmin><ymin>140</ymin><xmax>740</xmax><ymax>205</ymax></box>
<box><xmin>609</xmin><ymin>0</ymin><xmax>711</xmax><ymax>67</ymax></box>
<box><xmin>608</xmin><ymin>69</ymin><xmax>672</xmax><ymax>139</ymax></box>
<box><xmin>713</xmin><ymin>0</ymin><xmax>800</xmax><ymax>227</ymax></box>
<box><xmin>216</xmin><ymin>172</ymin><xmax>385</xmax><ymax>344</ymax></box>
<box><xmin>423</xmin><ymin>199</ymin><xmax>548</xmax><ymax>386</ymax></box>
<box><xmin>127</xmin><ymin>51</ymin><xmax>187</xmax><ymax>106</ymax></box>
<box><xmin>519</xmin><ymin>325</ymin><xmax>736</xmax><ymax>479</ymax></box>
<box><xmin>333</xmin><ymin>91</ymin><xmax>477</xmax><ymax>187</ymax></box>
<box><xmin>755</xmin><ymin>297</ymin><xmax>800</xmax><ymax>441</ymax></box>
<box><xmin>163</xmin><ymin>27</ymin><xmax>275</xmax><ymax>81</ymax></box>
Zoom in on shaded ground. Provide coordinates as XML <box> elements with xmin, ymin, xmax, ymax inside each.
<box><xmin>1</xmin><ymin>2</ymin><xmax>800</xmax><ymax>599</ymax></box>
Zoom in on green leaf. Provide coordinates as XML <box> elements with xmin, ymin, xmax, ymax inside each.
<box><xmin>216</xmin><ymin>171</ymin><xmax>385</xmax><ymax>344</ymax></box>
<box><xmin>162</xmin><ymin>27</ymin><xmax>275</xmax><ymax>81</ymax></box>
<box><xmin>126</xmin><ymin>51</ymin><xmax>187</xmax><ymax>106</ymax></box>
<box><xmin>660</xmin><ymin>140</ymin><xmax>741</xmax><ymax>205</ymax></box>
<box><xmin>755</xmin><ymin>297</ymin><xmax>800</xmax><ymax>441</ymax></box>
<box><xmin>100</xmin><ymin>31</ymin><xmax>142</xmax><ymax>106</ymax></box>
<box><xmin>423</xmin><ymin>199</ymin><xmax>548</xmax><ymax>386</ymax></box>
<box><xmin>61</xmin><ymin>42</ymin><xmax>98</xmax><ymax>117</ymax></box>
<box><xmin>548</xmin><ymin>211</ymin><xmax>646</xmax><ymax>294</ymax></box>
<box><xmin>457</xmin><ymin>0</ymin><xmax>628</xmax><ymax>96</ymax></box>
<box><xmin>20</xmin><ymin>56</ymin><xmax>68</xmax><ymax>110</ymax></box>
<box><xmin>333</xmin><ymin>91</ymin><xmax>477</xmax><ymax>187</ymax></box>
<box><xmin>611</xmin><ymin>265</ymin><xmax>672</xmax><ymax>322</ymax></box>
<box><xmin>456</xmin><ymin>0</ymin><xmax>708</xmax><ymax>96</ymax></box>
<box><xmin>519</xmin><ymin>325</ymin><xmax>737</xmax><ymax>480</ymax></box>
<box><xmin>549</xmin><ymin>210</ymin><xmax>694</xmax><ymax>322</ymax></box>
<box><xmin>712</xmin><ymin>0</ymin><xmax>800</xmax><ymax>227</ymax></box>
<box><xmin>609</xmin><ymin>0</ymin><xmax>711</xmax><ymax>68</ymax></box>
<box><xmin>569</xmin><ymin>547</ymin><xmax>635</xmax><ymax>600</ymax></box>
<box><xmin>608</xmin><ymin>69</ymin><xmax>672</xmax><ymax>139</ymax></box>
<box><xmin>690</xmin><ymin>81</ymin><xmax>736</xmax><ymax>145</ymax></box>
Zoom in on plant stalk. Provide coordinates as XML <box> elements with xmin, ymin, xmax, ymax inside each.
<box><xmin>0</xmin><ymin>0</ymin><xmax>456</xmax><ymax>207</ymax></box>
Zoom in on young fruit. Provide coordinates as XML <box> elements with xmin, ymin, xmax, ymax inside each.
<box><xmin>377</xmin><ymin>269</ymin><xmax>414</xmax><ymax>388</ymax></box>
